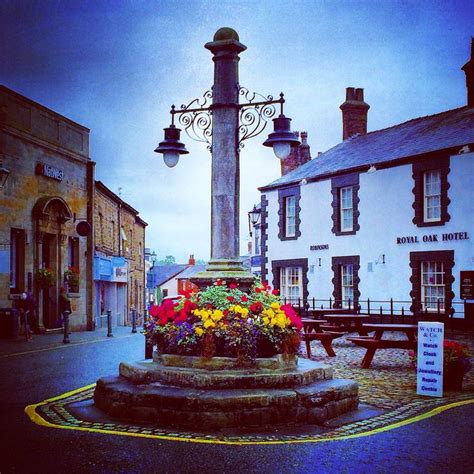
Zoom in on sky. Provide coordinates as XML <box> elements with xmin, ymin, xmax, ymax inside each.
<box><xmin>1</xmin><ymin>0</ymin><xmax>472</xmax><ymax>262</ymax></box>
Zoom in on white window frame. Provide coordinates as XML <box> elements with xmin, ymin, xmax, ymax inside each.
<box><xmin>340</xmin><ymin>186</ymin><xmax>353</xmax><ymax>232</ymax></box>
<box><xmin>285</xmin><ymin>195</ymin><xmax>296</xmax><ymax>237</ymax></box>
<box><xmin>421</xmin><ymin>261</ymin><xmax>445</xmax><ymax>312</ymax></box>
<box><xmin>341</xmin><ymin>264</ymin><xmax>354</xmax><ymax>308</ymax></box>
<box><xmin>280</xmin><ymin>266</ymin><xmax>302</xmax><ymax>303</ymax></box>
<box><xmin>423</xmin><ymin>170</ymin><xmax>441</xmax><ymax>222</ymax></box>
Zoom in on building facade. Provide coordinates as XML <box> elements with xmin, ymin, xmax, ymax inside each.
<box><xmin>258</xmin><ymin>45</ymin><xmax>474</xmax><ymax>320</ymax></box>
<box><xmin>0</xmin><ymin>86</ymin><xmax>94</xmax><ymax>332</ymax></box>
<box><xmin>93</xmin><ymin>181</ymin><xmax>147</xmax><ymax>328</ymax></box>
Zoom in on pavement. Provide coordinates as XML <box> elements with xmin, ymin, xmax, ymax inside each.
<box><xmin>0</xmin><ymin>325</ymin><xmax>473</xmax><ymax>473</ymax></box>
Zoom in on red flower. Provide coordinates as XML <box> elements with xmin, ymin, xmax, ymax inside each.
<box><xmin>227</xmin><ymin>296</ymin><xmax>234</xmax><ymax>302</ymax></box>
<box><xmin>250</xmin><ymin>301</ymin><xmax>263</xmax><ymax>314</ymax></box>
<box><xmin>229</xmin><ymin>283</ymin><xmax>238</xmax><ymax>289</ymax></box>
<box><xmin>272</xmin><ymin>289</ymin><xmax>279</xmax><ymax>295</ymax></box>
<box><xmin>255</xmin><ymin>287</ymin><xmax>261</xmax><ymax>293</ymax></box>
<box><xmin>216</xmin><ymin>279</ymin><xmax>223</xmax><ymax>286</ymax></box>
<box><xmin>241</xmin><ymin>295</ymin><xmax>248</xmax><ymax>302</ymax></box>
<box><xmin>223</xmin><ymin>309</ymin><xmax>229</xmax><ymax>316</ymax></box>
<box><xmin>281</xmin><ymin>304</ymin><xmax>302</xmax><ymax>330</ymax></box>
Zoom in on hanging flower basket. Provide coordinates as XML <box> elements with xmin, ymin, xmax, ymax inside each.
<box><xmin>64</xmin><ymin>266</ymin><xmax>80</xmax><ymax>292</ymax></box>
<box><xmin>36</xmin><ymin>268</ymin><xmax>55</xmax><ymax>288</ymax></box>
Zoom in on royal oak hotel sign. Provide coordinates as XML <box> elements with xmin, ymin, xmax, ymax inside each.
<box><xmin>396</xmin><ymin>231</ymin><xmax>469</xmax><ymax>245</ymax></box>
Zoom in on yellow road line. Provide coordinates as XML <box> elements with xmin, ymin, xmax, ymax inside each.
<box><xmin>0</xmin><ymin>334</ymin><xmax>139</xmax><ymax>359</ymax></box>
<box><xmin>24</xmin><ymin>385</ymin><xmax>474</xmax><ymax>445</ymax></box>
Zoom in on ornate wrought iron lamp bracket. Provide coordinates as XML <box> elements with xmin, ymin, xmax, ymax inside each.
<box><xmin>170</xmin><ymin>89</ymin><xmax>213</xmax><ymax>151</ymax></box>
<box><xmin>237</xmin><ymin>87</ymin><xmax>285</xmax><ymax>150</ymax></box>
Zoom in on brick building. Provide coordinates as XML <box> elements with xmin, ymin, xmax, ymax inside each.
<box><xmin>0</xmin><ymin>85</ymin><xmax>94</xmax><ymax>332</ymax></box>
<box><xmin>94</xmin><ymin>181</ymin><xmax>147</xmax><ymax>328</ymax></box>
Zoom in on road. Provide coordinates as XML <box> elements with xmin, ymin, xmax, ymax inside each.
<box><xmin>0</xmin><ymin>330</ymin><xmax>473</xmax><ymax>473</ymax></box>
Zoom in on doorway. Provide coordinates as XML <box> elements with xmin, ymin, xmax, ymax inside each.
<box><xmin>42</xmin><ymin>233</ymin><xmax>59</xmax><ymax>328</ymax></box>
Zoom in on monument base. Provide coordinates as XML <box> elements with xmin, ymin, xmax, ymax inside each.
<box><xmin>190</xmin><ymin>258</ymin><xmax>256</xmax><ymax>292</ymax></box>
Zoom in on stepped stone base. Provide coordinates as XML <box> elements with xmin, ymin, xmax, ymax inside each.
<box><xmin>94</xmin><ymin>355</ymin><xmax>359</xmax><ymax>429</ymax></box>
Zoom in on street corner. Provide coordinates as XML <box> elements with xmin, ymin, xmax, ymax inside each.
<box><xmin>24</xmin><ymin>383</ymin><xmax>474</xmax><ymax>446</ymax></box>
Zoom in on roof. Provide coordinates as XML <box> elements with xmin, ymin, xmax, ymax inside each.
<box><xmin>151</xmin><ymin>264</ymin><xmax>189</xmax><ymax>286</ymax></box>
<box><xmin>260</xmin><ymin>106</ymin><xmax>474</xmax><ymax>190</ymax></box>
<box><xmin>176</xmin><ymin>265</ymin><xmax>208</xmax><ymax>279</ymax></box>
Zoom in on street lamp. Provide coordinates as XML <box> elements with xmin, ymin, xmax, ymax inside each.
<box><xmin>154</xmin><ymin>27</ymin><xmax>300</xmax><ymax>290</ymax></box>
<box><xmin>248</xmin><ymin>204</ymin><xmax>261</xmax><ymax>236</ymax></box>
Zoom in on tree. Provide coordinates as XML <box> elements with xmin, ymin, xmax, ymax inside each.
<box><xmin>157</xmin><ymin>255</ymin><xmax>176</xmax><ymax>266</ymax></box>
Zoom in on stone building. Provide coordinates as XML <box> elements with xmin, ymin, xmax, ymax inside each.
<box><xmin>94</xmin><ymin>181</ymin><xmax>147</xmax><ymax>328</ymax></box>
<box><xmin>0</xmin><ymin>85</ymin><xmax>94</xmax><ymax>331</ymax></box>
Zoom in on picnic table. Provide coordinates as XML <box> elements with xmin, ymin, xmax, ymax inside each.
<box><xmin>320</xmin><ymin>314</ymin><xmax>370</xmax><ymax>336</ymax></box>
<box><xmin>300</xmin><ymin>318</ymin><xmax>343</xmax><ymax>357</ymax></box>
<box><xmin>347</xmin><ymin>323</ymin><xmax>418</xmax><ymax>369</ymax></box>
<box><xmin>307</xmin><ymin>307</ymin><xmax>355</xmax><ymax>319</ymax></box>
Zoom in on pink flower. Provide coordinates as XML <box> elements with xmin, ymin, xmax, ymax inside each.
<box><xmin>229</xmin><ymin>283</ymin><xmax>238</xmax><ymax>289</ymax></box>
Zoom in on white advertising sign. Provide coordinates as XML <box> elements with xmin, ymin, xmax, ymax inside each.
<box><xmin>417</xmin><ymin>321</ymin><xmax>444</xmax><ymax>397</ymax></box>
<box><xmin>112</xmin><ymin>266</ymin><xmax>127</xmax><ymax>283</ymax></box>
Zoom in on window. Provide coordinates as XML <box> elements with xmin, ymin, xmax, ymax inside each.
<box><xmin>139</xmin><ymin>242</ymin><xmax>142</xmax><ymax>258</ymax></box>
<box><xmin>68</xmin><ymin>237</ymin><xmax>79</xmax><ymax>269</ymax></box>
<box><xmin>331</xmin><ymin>173</ymin><xmax>360</xmax><ymax>235</ymax></box>
<box><xmin>341</xmin><ymin>264</ymin><xmax>354</xmax><ymax>307</ymax></box>
<box><xmin>98</xmin><ymin>213</ymin><xmax>104</xmax><ymax>243</ymax></box>
<box><xmin>254</xmin><ymin>226</ymin><xmax>260</xmax><ymax>256</ymax></box>
<box><xmin>110</xmin><ymin>220</ymin><xmax>115</xmax><ymax>249</ymax></box>
<box><xmin>421</xmin><ymin>261</ymin><xmax>445</xmax><ymax>311</ymax></box>
<box><xmin>409</xmin><ymin>250</ymin><xmax>454</xmax><ymax>315</ymax></box>
<box><xmin>10</xmin><ymin>229</ymin><xmax>25</xmax><ymax>293</ymax></box>
<box><xmin>277</xmin><ymin>187</ymin><xmax>301</xmax><ymax>241</ymax></box>
<box><xmin>271</xmin><ymin>258</ymin><xmax>308</xmax><ymax>305</ymax></box>
<box><xmin>340</xmin><ymin>187</ymin><xmax>353</xmax><ymax>232</ymax></box>
<box><xmin>285</xmin><ymin>196</ymin><xmax>296</xmax><ymax>237</ymax></box>
<box><xmin>423</xmin><ymin>171</ymin><xmax>441</xmax><ymax>222</ymax></box>
<box><xmin>280</xmin><ymin>266</ymin><xmax>302</xmax><ymax>301</ymax></box>
<box><xmin>332</xmin><ymin>256</ymin><xmax>360</xmax><ymax>309</ymax></box>
<box><xmin>412</xmin><ymin>157</ymin><xmax>450</xmax><ymax>227</ymax></box>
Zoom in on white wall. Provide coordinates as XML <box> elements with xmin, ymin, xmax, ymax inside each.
<box><xmin>263</xmin><ymin>152</ymin><xmax>474</xmax><ymax>313</ymax></box>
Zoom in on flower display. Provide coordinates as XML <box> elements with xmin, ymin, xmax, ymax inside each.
<box><xmin>36</xmin><ymin>267</ymin><xmax>55</xmax><ymax>288</ymax></box>
<box><xmin>144</xmin><ymin>280</ymin><xmax>302</xmax><ymax>365</ymax></box>
<box><xmin>64</xmin><ymin>266</ymin><xmax>80</xmax><ymax>292</ymax></box>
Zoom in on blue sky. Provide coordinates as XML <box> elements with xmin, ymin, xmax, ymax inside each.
<box><xmin>1</xmin><ymin>0</ymin><xmax>472</xmax><ymax>262</ymax></box>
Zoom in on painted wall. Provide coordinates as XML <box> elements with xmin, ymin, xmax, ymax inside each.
<box><xmin>264</xmin><ymin>152</ymin><xmax>474</xmax><ymax>315</ymax></box>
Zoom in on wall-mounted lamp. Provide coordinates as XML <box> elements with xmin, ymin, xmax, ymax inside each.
<box><xmin>367</xmin><ymin>165</ymin><xmax>377</xmax><ymax>174</ymax></box>
<box><xmin>0</xmin><ymin>159</ymin><xmax>11</xmax><ymax>188</ymax></box>
<box><xmin>318</xmin><ymin>258</ymin><xmax>322</xmax><ymax>267</ymax></box>
<box><xmin>375</xmin><ymin>254</ymin><xmax>385</xmax><ymax>265</ymax></box>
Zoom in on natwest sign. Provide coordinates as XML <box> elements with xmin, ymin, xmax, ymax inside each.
<box><xmin>35</xmin><ymin>162</ymin><xmax>64</xmax><ymax>181</ymax></box>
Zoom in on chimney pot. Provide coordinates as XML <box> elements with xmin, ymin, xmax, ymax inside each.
<box><xmin>280</xmin><ymin>131</ymin><xmax>312</xmax><ymax>176</ymax></box>
<box><xmin>340</xmin><ymin>87</ymin><xmax>370</xmax><ymax>140</ymax></box>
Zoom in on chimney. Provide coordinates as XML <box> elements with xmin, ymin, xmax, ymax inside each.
<box><xmin>462</xmin><ymin>38</ymin><xmax>474</xmax><ymax>107</ymax></box>
<box><xmin>339</xmin><ymin>87</ymin><xmax>370</xmax><ymax>140</ymax></box>
<box><xmin>188</xmin><ymin>254</ymin><xmax>195</xmax><ymax>265</ymax></box>
<box><xmin>280</xmin><ymin>131</ymin><xmax>312</xmax><ymax>176</ymax></box>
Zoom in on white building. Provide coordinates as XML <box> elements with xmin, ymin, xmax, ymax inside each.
<box><xmin>258</xmin><ymin>43</ymin><xmax>474</xmax><ymax>321</ymax></box>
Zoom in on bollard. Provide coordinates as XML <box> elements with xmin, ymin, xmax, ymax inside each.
<box><xmin>63</xmin><ymin>311</ymin><xmax>70</xmax><ymax>344</ymax></box>
<box><xmin>131</xmin><ymin>309</ymin><xmax>137</xmax><ymax>333</ymax></box>
<box><xmin>107</xmin><ymin>309</ymin><xmax>113</xmax><ymax>337</ymax></box>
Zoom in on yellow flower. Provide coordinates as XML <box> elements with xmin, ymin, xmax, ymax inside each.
<box><xmin>270</xmin><ymin>302</ymin><xmax>280</xmax><ymax>310</ymax></box>
<box><xmin>195</xmin><ymin>326</ymin><xmax>204</xmax><ymax>336</ymax></box>
<box><xmin>262</xmin><ymin>316</ymin><xmax>270</xmax><ymax>326</ymax></box>
<box><xmin>203</xmin><ymin>319</ymin><xmax>215</xmax><ymax>329</ymax></box>
<box><xmin>212</xmin><ymin>309</ymin><xmax>223</xmax><ymax>321</ymax></box>
<box><xmin>276</xmin><ymin>314</ymin><xmax>287</xmax><ymax>329</ymax></box>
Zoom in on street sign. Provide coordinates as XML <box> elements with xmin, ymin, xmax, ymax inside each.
<box><xmin>417</xmin><ymin>321</ymin><xmax>444</xmax><ymax>397</ymax></box>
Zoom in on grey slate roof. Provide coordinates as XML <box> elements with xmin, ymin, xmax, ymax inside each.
<box><xmin>152</xmin><ymin>264</ymin><xmax>188</xmax><ymax>286</ymax></box>
<box><xmin>260</xmin><ymin>106</ymin><xmax>474</xmax><ymax>190</ymax></box>
<box><xmin>176</xmin><ymin>265</ymin><xmax>208</xmax><ymax>279</ymax></box>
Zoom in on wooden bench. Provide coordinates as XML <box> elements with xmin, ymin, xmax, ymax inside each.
<box><xmin>304</xmin><ymin>331</ymin><xmax>343</xmax><ymax>358</ymax></box>
<box><xmin>347</xmin><ymin>336</ymin><xmax>417</xmax><ymax>368</ymax></box>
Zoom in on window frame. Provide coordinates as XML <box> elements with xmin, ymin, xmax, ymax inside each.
<box><xmin>341</xmin><ymin>263</ymin><xmax>354</xmax><ymax>308</ymax></box>
<box><xmin>10</xmin><ymin>228</ymin><xmax>25</xmax><ymax>293</ymax></box>
<box><xmin>280</xmin><ymin>266</ymin><xmax>303</xmax><ymax>301</ymax></box>
<box><xmin>277</xmin><ymin>186</ymin><xmax>301</xmax><ymax>241</ymax></box>
<box><xmin>340</xmin><ymin>186</ymin><xmax>354</xmax><ymax>232</ymax></box>
<box><xmin>423</xmin><ymin>170</ymin><xmax>441</xmax><ymax>223</ymax></box>
<box><xmin>332</xmin><ymin>255</ymin><xmax>360</xmax><ymax>309</ymax></box>
<box><xmin>412</xmin><ymin>156</ymin><xmax>450</xmax><ymax>227</ymax></box>
<box><xmin>409</xmin><ymin>250</ymin><xmax>454</xmax><ymax>316</ymax></box>
<box><xmin>271</xmin><ymin>258</ymin><xmax>308</xmax><ymax>306</ymax></box>
<box><xmin>331</xmin><ymin>173</ymin><xmax>360</xmax><ymax>236</ymax></box>
<box><xmin>285</xmin><ymin>195</ymin><xmax>296</xmax><ymax>237</ymax></box>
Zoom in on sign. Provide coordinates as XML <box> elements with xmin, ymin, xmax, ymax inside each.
<box><xmin>35</xmin><ymin>163</ymin><xmax>64</xmax><ymax>181</ymax></box>
<box><xmin>396</xmin><ymin>231</ymin><xmax>469</xmax><ymax>245</ymax></box>
<box><xmin>460</xmin><ymin>271</ymin><xmax>474</xmax><ymax>300</ymax></box>
<box><xmin>76</xmin><ymin>221</ymin><xmax>91</xmax><ymax>237</ymax></box>
<box><xmin>417</xmin><ymin>321</ymin><xmax>444</xmax><ymax>397</ymax></box>
<box><xmin>310</xmin><ymin>244</ymin><xmax>329</xmax><ymax>251</ymax></box>
<box><xmin>112</xmin><ymin>266</ymin><xmax>127</xmax><ymax>283</ymax></box>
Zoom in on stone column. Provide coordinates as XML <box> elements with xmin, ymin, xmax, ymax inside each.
<box><xmin>191</xmin><ymin>28</ymin><xmax>255</xmax><ymax>291</ymax></box>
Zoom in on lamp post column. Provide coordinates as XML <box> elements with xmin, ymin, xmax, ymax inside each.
<box><xmin>191</xmin><ymin>28</ymin><xmax>255</xmax><ymax>290</ymax></box>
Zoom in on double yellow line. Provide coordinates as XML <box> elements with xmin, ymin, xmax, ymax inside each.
<box><xmin>25</xmin><ymin>385</ymin><xmax>474</xmax><ymax>445</ymax></box>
